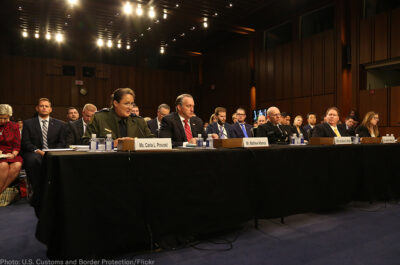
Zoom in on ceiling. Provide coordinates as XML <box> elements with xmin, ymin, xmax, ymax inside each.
<box><xmin>3</xmin><ymin>0</ymin><xmax>281</xmax><ymax>57</ymax></box>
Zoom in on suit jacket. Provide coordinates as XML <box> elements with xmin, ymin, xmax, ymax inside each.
<box><xmin>355</xmin><ymin>125</ymin><xmax>372</xmax><ymax>137</ymax></box>
<box><xmin>339</xmin><ymin>124</ymin><xmax>356</xmax><ymax>137</ymax></box>
<box><xmin>66</xmin><ymin>118</ymin><xmax>85</xmax><ymax>146</ymax></box>
<box><xmin>303</xmin><ymin>124</ymin><xmax>315</xmax><ymax>140</ymax></box>
<box><xmin>256</xmin><ymin>121</ymin><xmax>289</xmax><ymax>144</ymax></box>
<box><xmin>206</xmin><ymin>122</ymin><xmax>235</xmax><ymax>138</ymax></box>
<box><xmin>21</xmin><ymin>116</ymin><xmax>66</xmax><ymax>152</ymax></box>
<box><xmin>232</xmin><ymin>122</ymin><xmax>253</xmax><ymax>138</ymax></box>
<box><xmin>159</xmin><ymin>112</ymin><xmax>206</xmax><ymax>147</ymax></box>
<box><xmin>147</xmin><ymin>118</ymin><xmax>159</xmax><ymax>137</ymax></box>
<box><xmin>312</xmin><ymin>122</ymin><xmax>349</xmax><ymax>138</ymax></box>
<box><xmin>292</xmin><ymin>126</ymin><xmax>309</xmax><ymax>141</ymax></box>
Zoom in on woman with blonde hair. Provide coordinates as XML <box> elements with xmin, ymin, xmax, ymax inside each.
<box><xmin>0</xmin><ymin>104</ymin><xmax>23</xmax><ymax>194</ymax></box>
<box><xmin>209</xmin><ymin>113</ymin><xmax>217</xmax><ymax>124</ymax></box>
<box><xmin>292</xmin><ymin>115</ymin><xmax>309</xmax><ymax>141</ymax></box>
<box><xmin>355</xmin><ymin>111</ymin><xmax>380</xmax><ymax>137</ymax></box>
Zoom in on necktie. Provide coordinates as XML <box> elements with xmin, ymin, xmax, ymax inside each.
<box><xmin>240</xmin><ymin>124</ymin><xmax>248</xmax><ymax>138</ymax></box>
<box><xmin>42</xmin><ymin>120</ymin><xmax>48</xmax><ymax>149</ymax></box>
<box><xmin>219</xmin><ymin>125</ymin><xmax>225</xmax><ymax>139</ymax></box>
<box><xmin>119</xmin><ymin>119</ymin><xmax>127</xmax><ymax>137</ymax></box>
<box><xmin>184</xmin><ymin>119</ymin><xmax>192</xmax><ymax>141</ymax></box>
<box><xmin>83</xmin><ymin>123</ymin><xmax>86</xmax><ymax>135</ymax></box>
<box><xmin>277</xmin><ymin>124</ymin><xmax>283</xmax><ymax>134</ymax></box>
<box><xmin>333</xmin><ymin>127</ymin><xmax>341</xmax><ymax>137</ymax></box>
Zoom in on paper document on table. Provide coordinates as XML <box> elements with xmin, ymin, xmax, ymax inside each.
<box><xmin>43</xmin><ymin>149</ymin><xmax>74</xmax><ymax>152</ymax></box>
<box><xmin>69</xmin><ymin>145</ymin><xmax>90</xmax><ymax>151</ymax></box>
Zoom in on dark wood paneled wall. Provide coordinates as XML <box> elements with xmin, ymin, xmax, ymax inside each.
<box><xmin>0</xmin><ymin>55</ymin><xmax>197</xmax><ymax>121</ymax></box>
<box><xmin>255</xmin><ymin>29</ymin><xmax>336</xmax><ymax>121</ymax></box>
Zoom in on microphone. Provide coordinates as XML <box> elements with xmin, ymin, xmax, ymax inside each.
<box><xmin>130</xmin><ymin>113</ymin><xmax>146</xmax><ymax>137</ymax></box>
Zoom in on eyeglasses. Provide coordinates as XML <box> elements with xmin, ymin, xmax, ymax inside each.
<box><xmin>122</xmin><ymin>103</ymin><xmax>135</xmax><ymax>107</ymax></box>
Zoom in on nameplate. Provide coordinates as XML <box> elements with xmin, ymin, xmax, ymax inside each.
<box><xmin>334</xmin><ymin>137</ymin><xmax>352</xmax><ymax>145</ymax></box>
<box><xmin>134</xmin><ymin>138</ymin><xmax>172</xmax><ymax>151</ymax></box>
<box><xmin>242</xmin><ymin>137</ymin><xmax>269</xmax><ymax>148</ymax></box>
<box><xmin>381</xmin><ymin>136</ymin><xmax>396</xmax><ymax>144</ymax></box>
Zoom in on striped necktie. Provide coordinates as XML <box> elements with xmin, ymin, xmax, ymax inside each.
<box><xmin>42</xmin><ymin>120</ymin><xmax>48</xmax><ymax>149</ymax></box>
<box><xmin>184</xmin><ymin>119</ymin><xmax>192</xmax><ymax>141</ymax></box>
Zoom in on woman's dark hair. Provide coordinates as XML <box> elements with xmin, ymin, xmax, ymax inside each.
<box><xmin>110</xmin><ymin>88</ymin><xmax>135</xmax><ymax>106</ymax></box>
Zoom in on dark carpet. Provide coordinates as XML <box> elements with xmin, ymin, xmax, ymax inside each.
<box><xmin>1</xmin><ymin>200</ymin><xmax>400</xmax><ymax>265</ymax></box>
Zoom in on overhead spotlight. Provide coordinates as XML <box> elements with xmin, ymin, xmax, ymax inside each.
<box><xmin>147</xmin><ymin>27</ymin><xmax>151</xmax><ymax>31</ymax></box>
<box><xmin>140</xmin><ymin>33</ymin><xmax>144</xmax><ymax>37</ymax></box>
<box><xmin>67</xmin><ymin>0</ymin><xmax>78</xmax><ymax>6</ymax></box>
<box><xmin>18</xmin><ymin>6</ymin><xmax>22</xmax><ymax>11</ymax></box>
<box><xmin>133</xmin><ymin>39</ymin><xmax>138</xmax><ymax>42</ymax></box>
<box><xmin>190</xmin><ymin>26</ymin><xmax>196</xmax><ymax>31</ymax></box>
<box><xmin>97</xmin><ymin>38</ymin><xmax>104</xmax><ymax>47</ymax></box>
<box><xmin>34</xmin><ymin>32</ymin><xmax>40</xmax><ymax>39</ymax></box>
<box><xmin>107</xmin><ymin>40</ymin><xmax>113</xmax><ymax>48</ymax></box>
<box><xmin>123</xmin><ymin>2</ymin><xmax>133</xmax><ymax>15</ymax></box>
<box><xmin>136</xmin><ymin>4</ymin><xmax>143</xmax><ymax>16</ymax></box>
<box><xmin>22</xmin><ymin>30</ymin><xmax>28</xmax><ymax>38</ymax></box>
<box><xmin>176</xmin><ymin>3</ymin><xmax>179</xmax><ymax>8</ymax></box>
<box><xmin>160</xmin><ymin>46</ymin><xmax>165</xmax><ymax>54</ymax></box>
<box><xmin>180</xmin><ymin>32</ymin><xmax>185</xmax><ymax>37</ymax></box>
<box><xmin>148</xmin><ymin>6</ymin><xmax>156</xmax><ymax>18</ymax></box>
<box><xmin>55</xmin><ymin>33</ymin><xmax>64</xmax><ymax>43</ymax></box>
<box><xmin>126</xmin><ymin>44</ymin><xmax>131</xmax><ymax>50</ymax></box>
<box><xmin>228</xmin><ymin>3</ymin><xmax>233</xmax><ymax>7</ymax></box>
<box><xmin>155</xmin><ymin>19</ymin><xmax>160</xmax><ymax>23</ymax></box>
<box><xmin>45</xmin><ymin>32</ymin><xmax>51</xmax><ymax>40</ymax></box>
<box><xmin>117</xmin><ymin>43</ymin><xmax>121</xmax><ymax>49</ymax></box>
<box><xmin>172</xmin><ymin>38</ymin><xmax>176</xmax><ymax>42</ymax></box>
<box><xmin>214</xmin><ymin>12</ymin><xmax>218</xmax><ymax>17</ymax></box>
<box><xmin>163</xmin><ymin>10</ymin><xmax>168</xmax><ymax>19</ymax></box>
<box><xmin>203</xmin><ymin>17</ymin><xmax>208</xmax><ymax>28</ymax></box>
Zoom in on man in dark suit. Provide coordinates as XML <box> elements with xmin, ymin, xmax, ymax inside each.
<box><xmin>256</xmin><ymin>106</ymin><xmax>289</xmax><ymax>144</ymax></box>
<box><xmin>21</xmin><ymin>98</ymin><xmax>66</xmax><ymax>207</ymax></box>
<box><xmin>339</xmin><ymin>115</ymin><xmax>356</xmax><ymax>136</ymax></box>
<box><xmin>206</xmin><ymin>107</ymin><xmax>235</xmax><ymax>138</ymax></box>
<box><xmin>312</xmin><ymin>107</ymin><xmax>348</xmax><ymax>137</ymax></box>
<box><xmin>303</xmin><ymin>112</ymin><xmax>317</xmax><ymax>139</ymax></box>
<box><xmin>159</xmin><ymin>94</ymin><xmax>205</xmax><ymax>147</ymax></box>
<box><xmin>147</xmin><ymin>104</ymin><xmax>170</xmax><ymax>137</ymax></box>
<box><xmin>232</xmin><ymin>108</ymin><xmax>253</xmax><ymax>138</ymax></box>
<box><xmin>66</xmin><ymin>103</ymin><xmax>97</xmax><ymax>145</ymax></box>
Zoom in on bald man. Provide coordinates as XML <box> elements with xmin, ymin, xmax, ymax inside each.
<box><xmin>256</xmin><ymin>106</ymin><xmax>289</xmax><ymax>144</ymax></box>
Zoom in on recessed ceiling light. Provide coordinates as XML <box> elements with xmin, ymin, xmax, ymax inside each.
<box><xmin>228</xmin><ymin>3</ymin><xmax>233</xmax><ymax>8</ymax></box>
<box><xmin>35</xmin><ymin>33</ymin><xmax>40</xmax><ymax>39</ymax></box>
<box><xmin>136</xmin><ymin>4</ymin><xmax>143</xmax><ymax>16</ymax></box>
<box><xmin>123</xmin><ymin>2</ymin><xmax>133</xmax><ymax>15</ymax></box>
<box><xmin>67</xmin><ymin>0</ymin><xmax>78</xmax><ymax>6</ymax></box>
<box><xmin>176</xmin><ymin>3</ymin><xmax>179</xmax><ymax>8</ymax></box>
<box><xmin>117</xmin><ymin>43</ymin><xmax>121</xmax><ymax>49</ymax></box>
<box><xmin>55</xmin><ymin>33</ymin><xmax>64</xmax><ymax>42</ymax></box>
<box><xmin>126</xmin><ymin>44</ymin><xmax>131</xmax><ymax>50</ymax></box>
<box><xmin>97</xmin><ymin>38</ymin><xmax>104</xmax><ymax>47</ymax></box>
<box><xmin>148</xmin><ymin>6</ymin><xmax>156</xmax><ymax>18</ymax></box>
<box><xmin>107</xmin><ymin>40</ymin><xmax>113</xmax><ymax>48</ymax></box>
<box><xmin>45</xmin><ymin>33</ymin><xmax>51</xmax><ymax>40</ymax></box>
<box><xmin>180</xmin><ymin>32</ymin><xmax>185</xmax><ymax>37</ymax></box>
<box><xmin>22</xmin><ymin>31</ymin><xmax>28</xmax><ymax>38</ymax></box>
<box><xmin>190</xmin><ymin>26</ymin><xmax>196</xmax><ymax>31</ymax></box>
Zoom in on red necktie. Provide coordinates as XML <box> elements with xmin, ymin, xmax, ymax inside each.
<box><xmin>184</xmin><ymin>119</ymin><xmax>192</xmax><ymax>141</ymax></box>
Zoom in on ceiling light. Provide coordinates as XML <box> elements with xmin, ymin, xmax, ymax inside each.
<box><xmin>180</xmin><ymin>32</ymin><xmax>185</xmax><ymax>37</ymax></box>
<box><xmin>123</xmin><ymin>2</ymin><xmax>133</xmax><ymax>15</ymax></box>
<box><xmin>117</xmin><ymin>43</ymin><xmax>121</xmax><ymax>49</ymax></box>
<box><xmin>214</xmin><ymin>12</ymin><xmax>218</xmax><ymax>17</ymax></box>
<box><xmin>172</xmin><ymin>38</ymin><xmax>176</xmax><ymax>42</ymax></box>
<box><xmin>140</xmin><ymin>33</ymin><xmax>144</xmax><ymax>37</ymax></box>
<box><xmin>67</xmin><ymin>0</ymin><xmax>78</xmax><ymax>6</ymax></box>
<box><xmin>136</xmin><ymin>4</ymin><xmax>143</xmax><ymax>16</ymax></box>
<box><xmin>45</xmin><ymin>33</ymin><xmax>51</xmax><ymax>40</ymax></box>
<box><xmin>133</xmin><ymin>39</ymin><xmax>137</xmax><ymax>42</ymax></box>
<box><xmin>203</xmin><ymin>17</ymin><xmax>208</xmax><ymax>28</ymax></box>
<box><xmin>35</xmin><ymin>33</ymin><xmax>40</xmax><ymax>39</ymax></box>
<box><xmin>107</xmin><ymin>40</ymin><xmax>113</xmax><ymax>48</ymax></box>
<box><xmin>148</xmin><ymin>6</ymin><xmax>156</xmax><ymax>18</ymax></box>
<box><xmin>163</xmin><ymin>10</ymin><xmax>168</xmax><ymax>19</ymax></box>
<box><xmin>147</xmin><ymin>27</ymin><xmax>151</xmax><ymax>31</ymax></box>
<box><xmin>55</xmin><ymin>33</ymin><xmax>64</xmax><ymax>43</ymax></box>
<box><xmin>97</xmin><ymin>38</ymin><xmax>104</xmax><ymax>47</ymax></box>
<box><xmin>126</xmin><ymin>44</ymin><xmax>131</xmax><ymax>50</ymax></box>
<box><xmin>176</xmin><ymin>3</ymin><xmax>179</xmax><ymax>8</ymax></box>
<box><xmin>22</xmin><ymin>31</ymin><xmax>28</xmax><ymax>38</ymax></box>
<box><xmin>190</xmin><ymin>26</ymin><xmax>196</xmax><ymax>31</ymax></box>
<box><xmin>228</xmin><ymin>3</ymin><xmax>233</xmax><ymax>7</ymax></box>
<box><xmin>18</xmin><ymin>6</ymin><xmax>22</xmax><ymax>11</ymax></box>
<box><xmin>160</xmin><ymin>46</ymin><xmax>165</xmax><ymax>54</ymax></box>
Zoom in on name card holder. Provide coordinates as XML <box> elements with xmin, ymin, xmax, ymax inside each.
<box><xmin>360</xmin><ymin>137</ymin><xmax>381</xmax><ymax>144</ymax></box>
<box><xmin>381</xmin><ymin>136</ymin><xmax>396</xmax><ymax>144</ymax></box>
<box><xmin>309</xmin><ymin>137</ymin><xmax>335</xmax><ymax>145</ymax></box>
<box><xmin>213</xmin><ymin>138</ymin><xmax>244</xmax><ymax>148</ymax></box>
<box><xmin>118</xmin><ymin>138</ymin><xmax>172</xmax><ymax>151</ymax></box>
<box><xmin>242</xmin><ymin>137</ymin><xmax>269</xmax><ymax>148</ymax></box>
<box><xmin>334</xmin><ymin>137</ymin><xmax>352</xmax><ymax>145</ymax></box>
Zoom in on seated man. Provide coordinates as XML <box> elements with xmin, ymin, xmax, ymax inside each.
<box><xmin>232</xmin><ymin>108</ymin><xmax>253</xmax><ymax>138</ymax></box>
<box><xmin>303</xmin><ymin>113</ymin><xmax>317</xmax><ymax>139</ymax></box>
<box><xmin>147</xmin><ymin>104</ymin><xmax>170</xmax><ymax>137</ymax></box>
<box><xmin>21</xmin><ymin>98</ymin><xmax>66</xmax><ymax>206</ymax></box>
<box><xmin>66</xmin><ymin>107</ymin><xmax>79</xmax><ymax>122</ymax></box>
<box><xmin>206</xmin><ymin>107</ymin><xmax>235</xmax><ymax>138</ymax></box>
<box><xmin>66</xmin><ymin>103</ymin><xmax>97</xmax><ymax>145</ymax></box>
<box><xmin>312</xmin><ymin>107</ymin><xmax>348</xmax><ymax>137</ymax></box>
<box><xmin>159</xmin><ymin>94</ymin><xmax>205</xmax><ymax>147</ymax></box>
<box><xmin>339</xmin><ymin>115</ymin><xmax>356</xmax><ymax>136</ymax></box>
<box><xmin>256</xmin><ymin>106</ymin><xmax>289</xmax><ymax>144</ymax></box>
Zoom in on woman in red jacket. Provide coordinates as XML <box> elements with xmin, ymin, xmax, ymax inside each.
<box><xmin>0</xmin><ymin>104</ymin><xmax>23</xmax><ymax>194</ymax></box>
